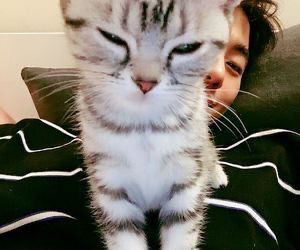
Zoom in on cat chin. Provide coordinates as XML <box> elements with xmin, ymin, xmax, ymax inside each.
<box><xmin>126</xmin><ymin>90</ymin><xmax>154</xmax><ymax>104</ymax></box>
<box><xmin>120</xmin><ymin>88</ymin><xmax>165</xmax><ymax>110</ymax></box>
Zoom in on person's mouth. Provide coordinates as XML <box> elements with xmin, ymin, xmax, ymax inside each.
<box><xmin>207</xmin><ymin>99</ymin><xmax>216</xmax><ymax>108</ymax></box>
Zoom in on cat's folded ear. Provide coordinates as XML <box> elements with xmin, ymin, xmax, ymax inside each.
<box><xmin>220</xmin><ymin>0</ymin><xmax>242</xmax><ymax>15</ymax></box>
<box><xmin>60</xmin><ymin>0</ymin><xmax>70</xmax><ymax>15</ymax></box>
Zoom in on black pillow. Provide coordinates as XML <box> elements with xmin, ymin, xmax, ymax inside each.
<box><xmin>21</xmin><ymin>67</ymin><xmax>80</xmax><ymax>133</ymax></box>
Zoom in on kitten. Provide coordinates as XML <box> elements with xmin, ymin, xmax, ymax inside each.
<box><xmin>60</xmin><ymin>0</ymin><xmax>240</xmax><ymax>249</ymax></box>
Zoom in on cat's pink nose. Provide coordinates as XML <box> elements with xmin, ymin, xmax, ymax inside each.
<box><xmin>135</xmin><ymin>80</ymin><xmax>157</xmax><ymax>94</ymax></box>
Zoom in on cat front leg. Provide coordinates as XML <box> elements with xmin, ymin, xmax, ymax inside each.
<box><xmin>209</xmin><ymin>164</ymin><xmax>228</xmax><ymax>189</ymax></box>
<box><xmin>92</xmin><ymin>187</ymin><xmax>148</xmax><ymax>250</ymax></box>
<box><xmin>159</xmin><ymin>182</ymin><xmax>207</xmax><ymax>250</ymax></box>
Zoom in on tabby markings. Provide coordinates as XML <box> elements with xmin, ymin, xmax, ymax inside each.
<box><xmin>65</xmin><ymin>18</ymin><xmax>87</xmax><ymax>29</ymax></box>
<box><xmin>84</xmin><ymin>99</ymin><xmax>191</xmax><ymax>133</ymax></box>
<box><xmin>99</xmin><ymin>210</ymin><xmax>145</xmax><ymax>235</ymax></box>
<box><xmin>162</xmin><ymin>0</ymin><xmax>175</xmax><ymax>31</ymax></box>
<box><xmin>98</xmin><ymin>185</ymin><xmax>130</xmax><ymax>201</ymax></box>
<box><xmin>140</xmin><ymin>0</ymin><xmax>175</xmax><ymax>31</ymax></box>
<box><xmin>141</xmin><ymin>2</ymin><xmax>149</xmax><ymax>31</ymax></box>
<box><xmin>160</xmin><ymin>193</ymin><xmax>204</xmax><ymax>229</ymax></box>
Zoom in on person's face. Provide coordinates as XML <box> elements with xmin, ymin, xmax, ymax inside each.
<box><xmin>206</xmin><ymin>7</ymin><xmax>250</xmax><ymax>119</ymax></box>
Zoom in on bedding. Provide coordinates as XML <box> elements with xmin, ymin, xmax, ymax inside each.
<box><xmin>0</xmin><ymin>119</ymin><xmax>299</xmax><ymax>249</ymax></box>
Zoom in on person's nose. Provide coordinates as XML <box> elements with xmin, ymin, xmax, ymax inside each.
<box><xmin>205</xmin><ymin>55</ymin><xmax>225</xmax><ymax>90</ymax></box>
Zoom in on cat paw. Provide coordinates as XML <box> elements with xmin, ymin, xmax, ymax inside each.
<box><xmin>210</xmin><ymin>165</ymin><xmax>228</xmax><ymax>189</ymax></box>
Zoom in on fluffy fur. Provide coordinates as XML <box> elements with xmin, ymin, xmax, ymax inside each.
<box><xmin>61</xmin><ymin>0</ymin><xmax>241</xmax><ymax>249</ymax></box>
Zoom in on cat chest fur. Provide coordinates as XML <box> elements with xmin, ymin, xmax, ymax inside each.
<box><xmin>84</xmin><ymin>126</ymin><xmax>201</xmax><ymax>211</ymax></box>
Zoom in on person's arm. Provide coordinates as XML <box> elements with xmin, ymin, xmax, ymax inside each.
<box><xmin>0</xmin><ymin>107</ymin><xmax>15</xmax><ymax>124</ymax></box>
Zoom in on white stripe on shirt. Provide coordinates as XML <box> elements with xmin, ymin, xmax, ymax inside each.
<box><xmin>0</xmin><ymin>211</ymin><xmax>76</xmax><ymax>235</ymax></box>
<box><xmin>205</xmin><ymin>198</ymin><xmax>278</xmax><ymax>244</ymax></box>
<box><xmin>219</xmin><ymin>161</ymin><xmax>300</xmax><ymax>195</ymax></box>
<box><xmin>0</xmin><ymin>168</ymin><xmax>83</xmax><ymax>181</ymax></box>
<box><xmin>218</xmin><ymin>129</ymin><xmax>300</xmax><ymax>151</ymax></box>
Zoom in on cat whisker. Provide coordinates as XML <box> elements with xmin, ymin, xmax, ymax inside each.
<box><xmin>207</xmin><ymin>97</ymin><xmax>248</xmax><ymax>134</ymax></box>
<box><xmin>25</xmin><ymin>71</ymin><xmax>82</xmax><ymax>83</ymax></box>
<box><xmin>174</xmin><ymin>94</ymin><xmax>198</xmax><ymax>110</ymax></box>
<box><xmin>61</xmin><ymin>95</ymin><xmax>79</xmax><ymax>124</ymax></box>
<box><xmin>30</xmin><ymin>79</ymin><xmax>81</xmax><ymax>96</ymax></box>
<box><xmin>38</xmin><ymin>83</ymin><xmax>79</xmax><ymax>101</ymax></box>
<box><xmin>207</xmin><ymin>107</ymin><xmax>245</xmax><ymax>139</ymax></box>
<box><xmin>172</xmin><ymin>84</ymin><xmax>241</xmax><ymax>139</ymax></box>
<box><xmin>80</xmin><ymin>175</ymin><xmax>92</xmax><ymax>182</ymax></box>
<box><xmin>65</xmin><ymin>94</ymin><xmax>78</xmax><ymax>104</ymax></box>
<box><xmin>205</xmin><ymin>88</ymin><xmax>260</xmax><ymax>99</ymax></box>
<box><xmin>208</xmin><ymin>111</ymin><xmax>238</xmax><ymax>138</ymax></box>
<box><xmin>209</xmin><ymin>115</ymin><xmax>222</xmax><ymax>132</ymax></box>
<box><xmin>25</xmin><ymin>69</ymin><xmax>119</xmax><ymax>87</ymax></box>
<box><xmin>238</xmin><ymin>90</ymin><xmax>260</xmax><ymax>99</ymax></box>
<box><xmin>169</xmin><ymin>81</ymin><xmax>260</xmax><ymax>101</ymax></box>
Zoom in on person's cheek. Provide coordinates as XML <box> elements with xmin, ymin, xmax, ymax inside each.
<box><xmin>225</xmin><ymin>77</ymin><xmax>241</xmax><ymax>105</ymax></box>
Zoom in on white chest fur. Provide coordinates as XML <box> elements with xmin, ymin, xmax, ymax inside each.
<box><xmin>83</xmin><ymin>123</ymin><xmax>201</xmax><ymax>211</ymax></box>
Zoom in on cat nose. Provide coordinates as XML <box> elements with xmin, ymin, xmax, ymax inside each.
<box><xmin>133</xmin><ymin>79</ymin><xmax>158</xmax><ymax>94</ymax></box>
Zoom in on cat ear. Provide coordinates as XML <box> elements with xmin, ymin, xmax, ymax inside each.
<box><xmin>220</xmin><ymin>0</ymin><xmax>242</xmax><ymax>15</ymax></box>
<box><xmin>60</xmin><ymin>0</ymin><xmax>70</xmax><ymax>15</ymax></box>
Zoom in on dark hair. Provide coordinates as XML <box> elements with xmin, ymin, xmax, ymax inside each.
<box><xmin>240</xmin><ymin>0</ymin><xmax>282</xmax><ymax>69</ymax></box>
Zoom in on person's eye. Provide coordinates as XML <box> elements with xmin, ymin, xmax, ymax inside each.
<box><xmin>172</xmin><ymin>42</ymin><xmax>202</xmax><ymax>55</ymax></box>
<box><xmin>226</xmin><ymin>61</ymin><xmax>243</xmax><ymax>76</ymax></box>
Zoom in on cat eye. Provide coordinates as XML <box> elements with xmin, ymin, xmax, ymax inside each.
<box><xmin>97</xmin><ymin>28</ymin><xmax>130</xmax><ymax>64</ymax></box>
<box><xmin>98</xmin><ymin>28</ymin><xmax>128</xmax><ymax>47</ymax></box>
<box><xmin>172</xmin><ymin>42</ymin><xmax>202</xmax><ymax>55</ymax></box>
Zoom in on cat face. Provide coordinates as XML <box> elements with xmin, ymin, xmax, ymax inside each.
<box><xmin>61</xmin><ymin>0</ymin><xmax>241</xmax><ymax>124</ymax></box>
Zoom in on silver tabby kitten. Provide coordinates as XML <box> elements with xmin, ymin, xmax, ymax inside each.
<box><xmin>60</xmin><ymin>0</ymin><xmax>241</xmax><ymax>249</ymax></box>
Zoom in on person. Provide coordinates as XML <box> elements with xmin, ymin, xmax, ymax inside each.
<box><xmin>202</xmin><ymin>2</ymin><xmax>299</xmax><ymax>250</ymax></box>
<box><xmin>2</xmin><ymin>1</ymin><xmax>297</xmax><ymax>249</ymax></box>
<box><xmin>206</xmin><ymin>0</ymin><xmax>281</xmax><ymax>118</ymax></box>
<box><xmin>0</xmin><ymin>107</ymin><xmax>15</xmax><ymax>125</ymax></box>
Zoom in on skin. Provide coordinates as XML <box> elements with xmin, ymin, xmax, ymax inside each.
<box><xmin>0</xmin><ymin>108</ymin><xmax>15</xmax><ymax>125</ymax></box>
<box><xmin>206</xmin><ymin>7</ymin><xmax>250</xmax><ymax>119</ymax></box>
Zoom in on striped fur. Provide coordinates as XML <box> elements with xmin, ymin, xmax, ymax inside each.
<box><xmin>60</xmin><ymin>0</ymin><xmax>241</xmax><ymax>249</ymax></box>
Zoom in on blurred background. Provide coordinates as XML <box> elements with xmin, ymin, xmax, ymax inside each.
<box><xmin>0</xmin><ymin>0</ymin><xmax>300</xmax><ymax>121</ymax></box>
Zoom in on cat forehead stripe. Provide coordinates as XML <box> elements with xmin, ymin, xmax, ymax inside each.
<box><xmin>141</xmin><ymin>0</ymin><xmax>175</xmax><ymax>31</ymax></box>
<box><xmin>122</xmin><ymin>0</ymin><xmax>131</xmax><ymax>31</ymax></box>
<box><xmin>162</xmin><ymin>0</ymin><xmax>175</xmax><ymax>30</ymax></box>
<box><xmin>65</xmin><ymin>17</ymin><xmax>87</xmax><ymax>29</ymax></box>
<box><xmin>141</xmin><ymin>2</ymin><xmax>149</xmax><ymax>31</ymax></box>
